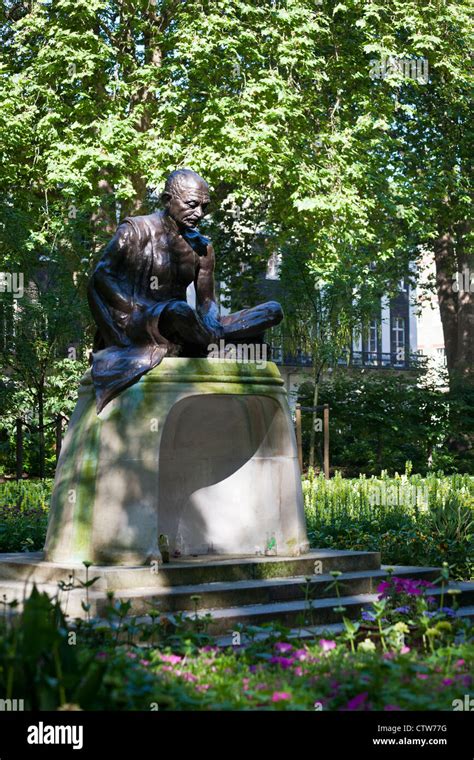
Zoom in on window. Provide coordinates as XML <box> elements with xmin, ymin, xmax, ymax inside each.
<box><xmin>266</xmin><ymin>251</ymin><xmax>281</xmax><ymax>280</ymax></box>
<box><xmin>369</xmin><ymin>319</ymin><xmax>379</xmax><ymax>354</ymax></box>
<box><xmin>269</xmin><ymin>325</ymin><xmax>283</xmax><ymax>363</ymax></box>
<box><xmin>392</xmin><ymin>317</ymin><xmax>406</xmax><ymax>362</ymax></box>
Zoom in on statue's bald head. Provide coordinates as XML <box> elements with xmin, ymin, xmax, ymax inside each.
<box><xmin>162</xmin><ymin>169</ymin><xmax>210</xmax><ymax>229</ymax></box>
<box><xmin>164</xmin><ymin>169</ymin><xmax>208</xmax><ymax>197</ymax></box>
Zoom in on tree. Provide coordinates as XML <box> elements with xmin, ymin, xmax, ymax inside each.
<box><xmin>0</xmin><ymin>0</ymin><xmax>471</xmax><ymax>470</ymax></box>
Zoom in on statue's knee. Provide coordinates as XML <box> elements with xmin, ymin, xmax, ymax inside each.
<box><xmin>167</xmin><ymin>301</ymin><xmax>194</xmax><ymax>322</ymax></box>
<box><xmin>266</xmin><ymin>301</ymin><xmax>283</xmax><ymax>325</ymax></box>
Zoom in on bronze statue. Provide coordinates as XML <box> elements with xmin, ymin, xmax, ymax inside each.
<box><xmin>88</xmin><ymin>169</ymin><xmax>283</xmax><ymax>412</ymax></box>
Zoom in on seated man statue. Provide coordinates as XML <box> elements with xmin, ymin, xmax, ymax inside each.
<box><xmin>88</xmin><ymin>168</ymin><xmax>283</xmax><ymax>412</ymax></box>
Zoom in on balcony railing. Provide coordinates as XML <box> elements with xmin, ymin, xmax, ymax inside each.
<box><xmin>271</xmin><ymin>349</ymin><xmax>427</xmax><ymax>370</ymax></box>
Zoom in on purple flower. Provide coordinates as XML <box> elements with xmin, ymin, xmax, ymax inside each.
<box><xmin>274</xmin><ymin>642</ymin><xmax>294</xmax><ymax>654</ymax></box>
<box><xmin>442</xmin><ymin>678</ymin><xmax>454</xmax><ymax>686</ymax></box>
<box><xmin>378</xmin><ymin>576</ymin><xmax>435</xmax><ymax>599</ymax></box>
<box><xmin>269</xmin><ymin>656</ymin><xmax>294</xmax><ymax>669</ymax></box>
<box><xmin>362</xmin><ymin>611</ymin><xmax>376</xmax><ymax>621</ymax></box>
<box><xmin>439</xmin><ymin>606</ymin><xmax>457</xmax><ymax>617</ymax></box>
<box><xmin>377</xmin><ymin>580</ymin><xmax>391</xmax><ymax>595</ymax></box>
<box><xmin>394</xmin><ymin>606</ymin><xmax>410</xmax><ymax>614</ymax></box>
<box><xmin>346</xmin><ymin>692</ymin><xmax>369</xmax><ymax>711</ymax></box>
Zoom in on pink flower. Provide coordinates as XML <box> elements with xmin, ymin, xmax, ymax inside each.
<box><xmin>293</xmin><ymin>649</ymin><xmax>308</xmax><ymax>661</ymax></box>
<box><xmin>383</xmin><ymin>652</ymin><xmax>396</xmax><ymax>660</ymax></box>
<box><xmin>271</xmin><ymin>691</ymin><xmax>291</xmax><ymax>702</ymax></box>
<box><xmin>274</xmin><ymin>642</ymin><xmax>293</xmax><ymax>654</ymax></box>
<box><xmin>319</xmin><ymin>639</ymin><xmax>336</xmax><ymax>652</ymax></box>
<box><xmin>195</xmin><ymin>684</ymin><xmax>210</xmax><ymax>692</ymax></box>
<box><xmin>417</xmin><ymin>673</ymin><xmax>429</xmax><ymax>680</ymax></box>
<box><xmin>139</xmin><ymin>659</ymin><xmax>150</xmax><ymax>666</ymax></box>
<box><xmin>160</xmin><ymin>654</ymin><xmax>182</xmax><ymax>665</ymax></box>
<box><xmin>181</xmin><ymin>672</ymin><xmax>198</xmax><ymax>682</ymax></box>
<box><xmin>294</xmin><ymin>666</ymin><xmax>303</xmax><ymax>676</ymax></box>
<box><xmin>126</xmin><ymin>652</ymin><xmax>137</xmax><ymax>659</ymax></box>
<box><xmin>455</xmin><ymin>659</ymin><xmax>465</xmax><ymax>667</ymax></box>
<box><xmin>400</xmin><ymin>646</ymin><xmax>411</xmax><ymax>654</ymax></box>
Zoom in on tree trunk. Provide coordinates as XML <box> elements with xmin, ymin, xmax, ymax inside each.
<box><xmin>309</xmin><ymin>364</ymin><xmax>321</xmax><ymax>469</ymax></box>
<box><xmin>37</xmin><ymin>378</ymin><xmax>45</xmax><ymax>480</ymax></box>
<box><xmin>434</xmin><ymin>222</ymin><xmax>473</xmax><ymax>386</ymax></box>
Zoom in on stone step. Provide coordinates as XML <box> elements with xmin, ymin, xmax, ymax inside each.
<box><xmin>214</xmin><ymin>603</ymin><xmax>474</xmax><ymax>646</ymax></box>
<box><xmin>87</xmin><ymin>565</ymin><xmax>440</xmax><ymax>615</ymax></box>
<box><xmin>0</xmin><ymin>549</ymin><xmax>381</xmax><ymax>589</ymax></box>
<box><xmin>150</xmin><ymin>585</ymin><xmax>474</xmax><ymax>635</ymax></box>
<box><xmin>0</xmin><ymin>564</ymin><xmax>437</xmax><ymax>616</ymax></box>
<box><xmin>1</xmin><ymin>568</ymin><xmax>472</xmax><ymax>629</ymax></box>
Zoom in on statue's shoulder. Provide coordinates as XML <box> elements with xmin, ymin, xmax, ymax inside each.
<box><xmin>119</xmin><ymin>211</ymin><xmax>164</xmax><ymax>240</ymax></box>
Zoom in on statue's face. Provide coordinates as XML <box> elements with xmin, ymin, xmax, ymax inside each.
<box><xmin>166</xmin><ymin>178</ymin><xmax>210</xmax><ymax>229</ymax></box>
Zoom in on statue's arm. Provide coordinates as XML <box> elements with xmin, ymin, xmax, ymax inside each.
<box><xmin>195</xmin><ymin>243</ymin><xmax>224</xmax><ymax>337</ymax></box>
<box><xmin>88</xmin><ymin>222</ymin><xmax>136</xmax><ymax>314</ymax></box>
<box><xmin>88</xmin><ymin>221</ymin><xmax>151</xmax><ymax>347</ymax></box>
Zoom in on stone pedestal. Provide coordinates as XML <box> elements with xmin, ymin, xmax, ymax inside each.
<box><xmin>44</xmin><ymin>358</ymin><xmax>309</xmax><ymax>565</ymax></box>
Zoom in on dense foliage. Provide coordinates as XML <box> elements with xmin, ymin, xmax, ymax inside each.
<box><xmin>304</xmin><ymin>470</ymin><xmax>474</xmax><ymax>579</ymax></box>
<box><xmin>298</xmin><ymin>370</ymin><xmax>474</xmax><ymax>475</ymax></box>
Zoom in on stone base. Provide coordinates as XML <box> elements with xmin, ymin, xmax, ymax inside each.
<box><xmin>44</xmin><ymin>358</ymin><xmax>309</xmax><ymax>565</ymax></box>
